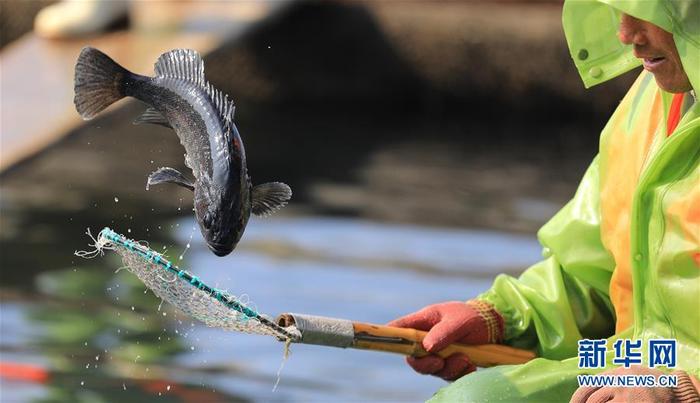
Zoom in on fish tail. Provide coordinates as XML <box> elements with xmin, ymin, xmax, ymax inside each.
<box><xmin>74</xmin><ymin>47</ymin><xmax>132</xmax><ymax>120</ymax></box>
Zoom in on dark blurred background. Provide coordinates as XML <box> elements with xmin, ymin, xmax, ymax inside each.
<box><xmin>0</xmin><ymin>1</ymin><xmax>638</xmax><ymax>401</ymax></box>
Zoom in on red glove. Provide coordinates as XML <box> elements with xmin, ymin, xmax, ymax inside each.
<box><xmin>388</xmin><ymin>300</ymin><xmax>504</xmax><ymax>381</ymax></box>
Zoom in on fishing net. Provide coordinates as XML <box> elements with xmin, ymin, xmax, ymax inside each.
<box><xmin>76</xmin><ymin>227</ymin><xmax>300</xmax><ymax>342</ymax></box>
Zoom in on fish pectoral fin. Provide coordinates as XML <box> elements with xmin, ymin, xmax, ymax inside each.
<box><xmin>146</xmin><ymin>167</ymin><xmax>194</xmax><ymax>191</ymax></box>
<box><xmin>133</xmin><ymin>107</ymin><xmax>172</xmax><ymax>129</ymax></box>
<box><xmin>251</xmin><ymin>182</ymin><xmax>292</xmax><ymax>217</ymax></box>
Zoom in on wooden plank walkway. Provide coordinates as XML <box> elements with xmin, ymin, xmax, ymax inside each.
<box><xmin>0</xmin><ymin>0</ymin><xmax>291</xmax><ymax>172</ymax></box>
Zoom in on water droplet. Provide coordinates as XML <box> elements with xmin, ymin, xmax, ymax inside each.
<box><xmin>95</xmin><ymin>355</ymin><xmax>100</xmax><ymax>361</ymax></box>
<box><xmin>190</xmin><ymin>346</ymin><xmax>195</xmax><ymax>351</ymax></box>
<box><xmin>127</xmin><ymin>228</ymin><xmax>131</xmax><ymax>233</ymax></box>
<box><xmin>131</xmin><ymin>306</ymin><xmax>135</xmax><ymax>311</ymax></box>
<box><xmin>166</xmin><ymin>385</ymin><xmax>171</xmax><ymax>391</ymax></box>
<box><xmin>114</xmin><ymin>197</ymin><xmax>119</xmax><ymax>203</ymax></box>
<box><xmin>80</xmin><ymin>381</ymin><xmax>85</xmax><ymax>386</ymax></box>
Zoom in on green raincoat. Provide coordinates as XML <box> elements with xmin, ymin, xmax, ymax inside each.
<box><xmin>431</xmin><ymin>1</ymin><xmax>700</xmax><ymax>401</ymax></box>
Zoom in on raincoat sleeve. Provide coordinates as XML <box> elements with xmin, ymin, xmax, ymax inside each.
<box><xmin>478</xmin><ymin>156</ymin><xmax>617</xmax><ymax>360</ymax></box>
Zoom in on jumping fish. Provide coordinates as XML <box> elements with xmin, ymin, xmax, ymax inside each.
<box><xmin>74</xmin><ymin>47</ymin><xmax>291</xmax><ymax>256</ymax></box>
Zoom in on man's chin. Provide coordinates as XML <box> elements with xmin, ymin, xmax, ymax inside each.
<box><xmin>652</xmin><ymin>75</ymin><xmax>693</xmax><ymax>94</ymax></box>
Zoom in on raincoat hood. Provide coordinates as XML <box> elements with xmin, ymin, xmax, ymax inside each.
<box><xmin>563</xmin><ymin>0</ymin><xmax>700</xmax><ymax>92</ymax></box>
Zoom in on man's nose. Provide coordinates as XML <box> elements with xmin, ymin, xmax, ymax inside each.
<box><xmin>618</xmin><ymin>14</ymin><xmax>646</xmax><ymax>45</ymax></box>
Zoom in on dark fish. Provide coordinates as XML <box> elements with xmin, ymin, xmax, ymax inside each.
<box><xmin>74</xmin><ymin>47</ymin><xmax>291</xmax><ymax>257</ymax></box>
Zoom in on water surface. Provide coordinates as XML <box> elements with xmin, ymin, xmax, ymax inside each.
<box><xmin>1</xmin><ymin>215</ymin><xmax>542</xmax><ymax>402</ymax></box>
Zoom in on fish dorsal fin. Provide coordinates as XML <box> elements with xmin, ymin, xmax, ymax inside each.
<box><xmin>154</xmin><ymin>49</ymin><xmax>205</xmax><ymax>86</ymax></box>
<box><xmin>206</xmin><ymin>82</ymin><xmax>236</xmax><ymax>126</ymax></box>
<box><xmin>154</xmin><ymin>49</ymin><xmax>235</xmax><ymax>126</ymax></box>
<box><xmin>251</xmin><ymin>182</ymin><xmax>292</xmax><ymax>217</ymax></box>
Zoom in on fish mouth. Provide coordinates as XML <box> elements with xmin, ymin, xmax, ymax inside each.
<box><xmin>207</xmin><ymin>241</ymin><xmax>233</xmax><ymax>257</ymax></box>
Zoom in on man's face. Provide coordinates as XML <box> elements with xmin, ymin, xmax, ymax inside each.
<box><xmin>618</xmin><ymin>14</ymin><xmax>692</xmax><ymax>93</ymax></box>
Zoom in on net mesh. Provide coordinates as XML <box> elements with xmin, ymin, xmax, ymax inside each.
<box><xmin>79</xmin><ymin>227</ymin><xmax>300</xmax><ymax>342</ymax></box>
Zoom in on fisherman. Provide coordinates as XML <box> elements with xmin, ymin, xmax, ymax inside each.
<box><xmin>390</xmin><ymin>1</ymin><xmax>700</xmax><ymax>401</ymax></box>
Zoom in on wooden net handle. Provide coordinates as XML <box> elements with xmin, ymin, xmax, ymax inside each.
<box><xmin>353</xmin><ymin>322</ymin><xmax>535</xmax><ymax>367</ymax></box>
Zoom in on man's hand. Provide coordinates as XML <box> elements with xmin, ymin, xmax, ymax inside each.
<box><xmin>570</xmin><ymin>366</ymin><xmax>700</xmax><ymax>403</ymax></box>
<box><xmin>388</xmin><ymin>300</ymin><xmax>504</xmax><ymax>381</ymax></box>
